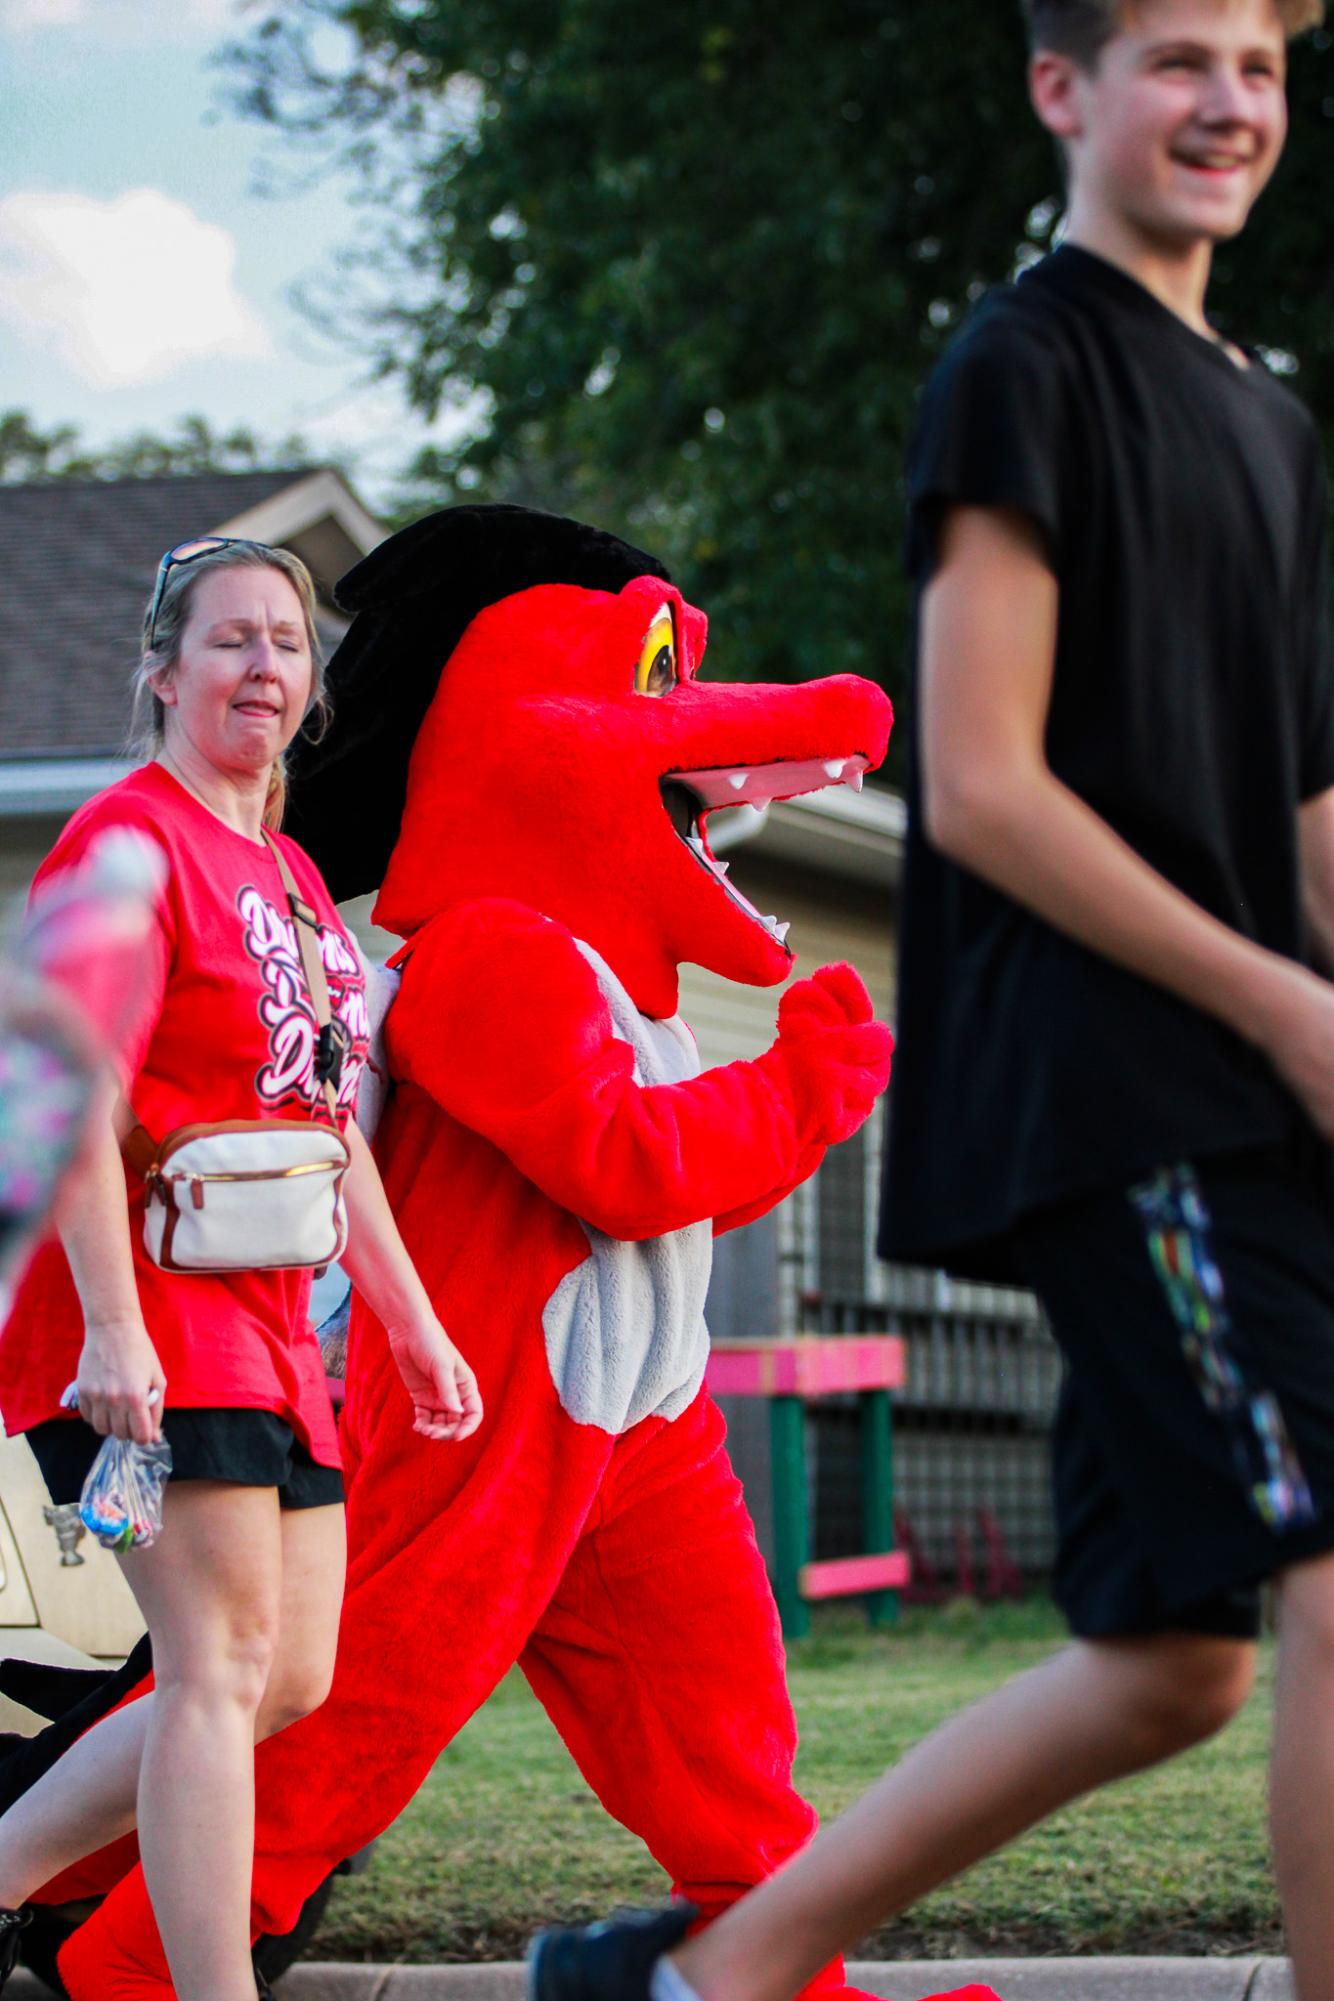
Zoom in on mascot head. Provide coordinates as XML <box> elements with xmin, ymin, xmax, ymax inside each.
<box><xmin>289</xmin><ymin>505</ymin><xmax>892</xmax><ymax>1018</ymax></box>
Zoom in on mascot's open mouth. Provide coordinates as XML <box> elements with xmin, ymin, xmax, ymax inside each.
<box><xmin>660</xmin><ymin>754</ymin><xmax>872</xmax><ymax>947</ymax></box>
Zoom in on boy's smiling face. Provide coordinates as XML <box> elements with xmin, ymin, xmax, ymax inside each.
<box><xmin>1036</xmin><ymin>0</ymin><xmax>1289</xmax><ymax>251</ymax></box>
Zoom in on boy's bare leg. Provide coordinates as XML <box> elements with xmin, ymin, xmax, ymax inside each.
<box><xmin>1269</xmin><ymin>1551</ymin><xmax>1334</xmax><ymax>2001</ymax></box>
<box><xmin>671</xmin><ymin>1631</ymin><xmax>1254</xmax><ymax>2001</ymax></box>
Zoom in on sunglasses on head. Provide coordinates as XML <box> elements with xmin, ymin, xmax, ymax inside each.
<box><xmin>145</xmin><ymin>537</ymin><xmax>266</xmax><ymax>651</ymax></box>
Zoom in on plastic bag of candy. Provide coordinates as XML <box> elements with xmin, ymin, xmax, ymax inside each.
<box><xmin>78</xmin><ymin>1432</ymin><xmax>172</xmax><ymax>1553</ymax></box>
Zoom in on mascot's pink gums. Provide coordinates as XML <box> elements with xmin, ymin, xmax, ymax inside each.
<box><xmin>7</xmin><ymin>507</ymin><xmax>987</xmax><ymax>2001</ymax></box>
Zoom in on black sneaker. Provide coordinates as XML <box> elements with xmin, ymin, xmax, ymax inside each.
<box><xmin>528</xmin><ymin>1903</ymin><xmax>698</xmax><ymax>2001</ymax></box>
<box><xmin>0</xmin><ymin>1907</ymin><xmax>31</xmax><ymax>1989</ymax></box>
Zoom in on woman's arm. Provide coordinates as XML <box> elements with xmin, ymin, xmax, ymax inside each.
<box><xmin>58</xmin><ymin>1076</ymin><xmax>166</xmax><ymax>1444</ymax></box>
<box><xmin>921</xmin><ymin>505</ymin><xmax>1334</xmax><ymax>1141</ymax></box>
<box><xmin>338</xmin><ymin>1121</ymin><xmax>482</xmax><ymax>1442</ymax></box>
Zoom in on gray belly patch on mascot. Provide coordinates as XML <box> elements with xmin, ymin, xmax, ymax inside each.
<box><xmin>542</xmin><ymin>940</ymin><xmax>712</xmax><ymax>1435</ymax></box>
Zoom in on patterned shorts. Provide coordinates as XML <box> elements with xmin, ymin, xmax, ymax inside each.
<box><xmin>1008</xmin><ymin>1143</ymin><xmax>1334</xmax><ymax>1639</ymax></box>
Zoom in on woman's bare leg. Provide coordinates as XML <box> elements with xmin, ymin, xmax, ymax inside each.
<box><xmin>89</xmin><ymin>1483</ymin><xmax>283</xmax><ymax>2001</ymax></box>
<box><xmin>0</xmin><ymin>1693</ymin><xmax>153</xmax><ymax>1904</ymax></box>
<box><xmin>671</xmin><ymin>1631</ymin><xmax>1254</xmax><ymax>2001</ymax></box>
<box><xmin>0</xmin><ymin>1489</ymin><xmax>344</xmax><ymax>2001</ymax></box>
<box><xmin>249</xmin><ymin>1498</ymin><xmax>345</xmax><ymax>1734</ymax></box>
<box><xmin>0</xmin><ymin>1495</ymin><xmax>344</xmax><ymax>1906</ymax></box>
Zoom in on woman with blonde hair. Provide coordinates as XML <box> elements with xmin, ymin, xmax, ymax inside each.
<box><xmin>0</xmin><ymin>537</ymin><xmax>481</xmax><ymax>2001</ymax></box>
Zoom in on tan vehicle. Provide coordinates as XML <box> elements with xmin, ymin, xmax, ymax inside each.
<box><xmin>0</xmin><ymin>1425</ymin><xmax>145</xmax><ymax>1725</ymax></box>
<box><xmin>0</xmin><ymin>1430</ymin><xmax>150</xmax><ymax>1993</ymax></box>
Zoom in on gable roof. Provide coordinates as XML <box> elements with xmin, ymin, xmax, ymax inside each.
<box><xmin>0</xmin><ymin>469</ymin><xmax>382</xmax><ymax>759</ymax></box>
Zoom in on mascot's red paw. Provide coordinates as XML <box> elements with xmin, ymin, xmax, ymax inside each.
<box><xmin>57</xmin><ymin>1872</ymin><xmax>172</xmax><ymax>2001</ymax></box>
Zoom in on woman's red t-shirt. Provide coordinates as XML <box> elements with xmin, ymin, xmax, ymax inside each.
<box><xmin>0</xmin><ymin>764</ymin><xmax>370</xmax><ymax>1465</ymax></box>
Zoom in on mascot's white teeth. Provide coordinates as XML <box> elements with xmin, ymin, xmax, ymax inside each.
<box><xmin>685</xmin><ymin>832</ymin><xmax>730</xmax><ymax>881</ymax></box>
<box><xmin>675</xmin><ymin>754</ymin><xmax>870</xmax><ymax>811</ymax></box>
<box><xmin>821</xmin><ymin>759</ymin><xmax>865</xmax><ymax>794</ymax></box>
<box><xmin>680</xmin><ymin>823</ymin><xmax>791</xmax><ymax>946</ymax></box>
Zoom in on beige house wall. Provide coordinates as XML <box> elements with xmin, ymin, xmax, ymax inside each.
<box><xmin>677</xmin><ymin>856</ymin><xmax>894</xmax><ymax>1066</ymax></box>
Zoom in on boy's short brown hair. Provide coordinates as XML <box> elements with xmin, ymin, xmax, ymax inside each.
<box><xmin>1022</xmin><ymin>0</ymin><xmax>1325</xmax><ymax>64</ymax></box>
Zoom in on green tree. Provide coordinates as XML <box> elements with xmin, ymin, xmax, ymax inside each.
<box><xmin>0</xmin><ymin>410</ymin><xmax>315</xmax><ymax>484</ymax></box>
<box><xmin>224</xmin><ymin>4</ymin><xmax>1334</xmax><ymax>755</ymax></box>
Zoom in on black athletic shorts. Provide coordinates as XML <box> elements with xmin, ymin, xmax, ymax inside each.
<box><xmin>1006</xmin><ymin>1142</ymin><xmax>1334</xmax><ymax>1641</ymax></box>
<box><xmin>26</xmin><ymin>1409</ymin><xmax>344</xmax><ymax>1513</ymax></box>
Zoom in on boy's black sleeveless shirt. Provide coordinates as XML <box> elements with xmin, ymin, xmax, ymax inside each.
<box><xmin>880</xmin><ymin>245</ymin><xmax>1334</xmax><ymax>1278</ymax></box>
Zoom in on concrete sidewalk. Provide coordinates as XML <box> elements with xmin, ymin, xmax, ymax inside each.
<box><xmin>13</xmin><ymin>1962</ymin><xmax>1293</xmax><ymax>2000</ymax></box>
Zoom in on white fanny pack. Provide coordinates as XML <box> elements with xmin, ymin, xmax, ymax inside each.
<box><xmin>120</xmin><ymin>831</ymin><xmax>351</xmax><ymax>1276</ymax></box>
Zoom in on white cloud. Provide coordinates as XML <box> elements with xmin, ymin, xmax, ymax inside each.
<box><xmin>0</xmin><ymin>0</ymin><xmax>82</xmax><ymax>24</ymax></box>
<box><xmin>0</xmin><ymin>188</ymin><xmax>272</xmax><ymax>387</ymax></box>
<box><xmin>0</xmin><ymin>0</ymin><xmax>238</xmax><ymax>32</ymax></box>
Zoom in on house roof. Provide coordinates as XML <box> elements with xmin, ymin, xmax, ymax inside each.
<box><xmin>0</xmin><ymin>468</ymin><xmax>383</xmax><ymax>759</ymax></box>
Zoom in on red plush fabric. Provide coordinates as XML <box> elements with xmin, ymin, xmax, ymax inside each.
<box><xmin>374</xmin><ymin>573</ymin><xmax>892</xmax><ymax>1019</ymax></box>
<box><xmin>53</xmin><ymin>554</ymin><xmax>921</xmax><ymax>2001</ymax></box>
<box><xmin>387</xmin><ymin>904</ymin><xmax>885</xmax><ymax>1240</ymax></box>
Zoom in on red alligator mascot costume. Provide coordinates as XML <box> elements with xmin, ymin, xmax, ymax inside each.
<box><xmin>18</xmin><ymin>508</ymin><xmax>992</xmax><ymax>2001</ymax></box>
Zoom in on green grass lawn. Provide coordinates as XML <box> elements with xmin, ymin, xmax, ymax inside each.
<box><xmin>311</xmin><ymin>1600</ymin><xmax>1280</xmax><ymax>1964</ymax></box>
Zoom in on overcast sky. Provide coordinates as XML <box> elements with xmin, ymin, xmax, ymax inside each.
<box><xmin>1</xmin><ymin>0</ymin><xmax>466</xmax><ymax>504</ymax></box>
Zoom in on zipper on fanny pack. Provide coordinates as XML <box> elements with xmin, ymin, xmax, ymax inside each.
<box><xmin>149</xmin><ymin>1158</ymin><xmax>342</xmax><ymax>1209</ymax></box>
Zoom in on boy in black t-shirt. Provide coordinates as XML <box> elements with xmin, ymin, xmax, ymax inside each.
<box><xmin>530</xmin><ymin>5</ymin><xmax>1334</xmax><ymax>2001</ymax></box>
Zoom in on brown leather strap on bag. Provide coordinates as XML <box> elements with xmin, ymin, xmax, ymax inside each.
<box><xmin>260</xmin><ymin>830</ymin><xmax>341</xmax><ymax>1127</ymax></box>
<box><xmin>118</xmin><ymin>828</ymin><xmax>342</xmax><ymax>1158</ymax></box>
<box><xmin>117</xmin><ymin>1107</ymin><xmax>159</xmax><ymax>1178</ymax></box>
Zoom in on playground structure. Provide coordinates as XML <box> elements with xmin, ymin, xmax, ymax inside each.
<box><xmin>706</xmin><ymin>1336</ymin><xmax>911</xmax><ymax>1639</ymax></box>
<box><xmin>706</xmin><ymin>1335</ymin><xmax>1030</xmax><ymax>1636</ymax></box>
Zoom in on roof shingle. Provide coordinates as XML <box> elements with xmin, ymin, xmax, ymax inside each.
<box><xmin>0</xmin><ymin>473</ymin><xmax>313</xmax><ymax>758</ymax></box>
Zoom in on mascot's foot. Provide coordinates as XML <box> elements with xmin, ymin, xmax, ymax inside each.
<box><xmin>57</xmin><ymin>1878</ymin><xmax>173</xmax><ymax>2001</ymax></box>
<box><xmin>528</xmin><ymin>1903</ymin><xmax>698</xmax><ymax>2000</ymax></box>
<box><xmin>0</xmin><ymin>1907</ymin><xmax>32</xmax><ymax>1990</ymax></box>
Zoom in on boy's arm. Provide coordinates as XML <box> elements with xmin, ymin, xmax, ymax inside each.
<box><xmin>1298</xmin><ymin>789</ymin><xmax>1334</xmax><ymax>975</ymax></box>
<box><xmin>923</xmin><ymin>504</ymin><xmax>1334</xmax><ymax>1140</ymax></box>
<box><xmin>1295</xmin><ymin>449</ymin><xmax>1334</xmax><ymax>973</ymax></box>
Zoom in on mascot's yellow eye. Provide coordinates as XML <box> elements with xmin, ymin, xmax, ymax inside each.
<box><xmin>635</xmin><ymin>614</ymin><xmax>677</xmax><ymax>698</ymax></box>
